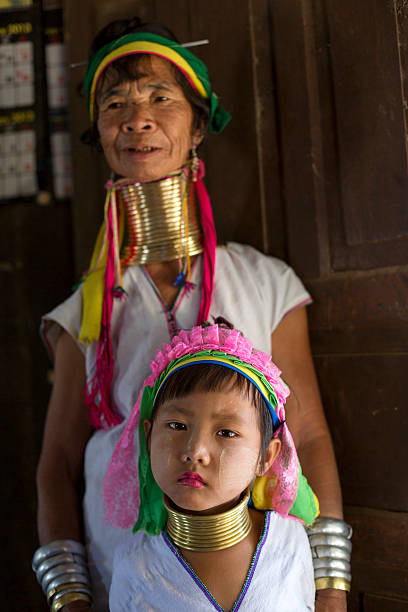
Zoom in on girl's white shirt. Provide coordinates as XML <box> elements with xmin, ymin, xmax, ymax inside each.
<box><xmin>109</xmin><ymin>511</ymin><xmax>315</xmax><ymax>611</ymax></box>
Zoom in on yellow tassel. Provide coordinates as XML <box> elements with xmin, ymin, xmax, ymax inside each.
<box><xmin>78</xmin><ymin>185</ymin><xmax>125</xmax><ymax>345</ymax></box>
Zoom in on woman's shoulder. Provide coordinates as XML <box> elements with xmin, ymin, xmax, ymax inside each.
<box><xmin>41</xmin><ymin>285</ymin><xmax>84</xmax><ymax>360</ymax></box>
<box><xmin>215</xmin><ymin>241</ymin><xmax>307</xmax><ymax>298</ymax></box>
<box><xmin>217</xmin><ymin>241</ymin><xmax>291</xmax><ymax>272</ymax></box>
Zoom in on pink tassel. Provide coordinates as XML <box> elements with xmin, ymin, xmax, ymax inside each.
<box><xmin>84</xmin><ymin>201</ymin><xmax>122</xmax><ymax>430</ymax></box>
<box><xmin>195</xmin><ymin>160</ymin><xmax>216</xmax><ymax>323</ymax></box>
<box><xmin>183</xmin><ymin>280</ymin><xmax>196</xmax><ymax>294</ymax></box>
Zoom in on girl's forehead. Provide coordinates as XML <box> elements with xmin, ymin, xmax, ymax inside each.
<box><xmin>157</xmin><ymin>388</ymin><xmax>259</xmax><ymax>422</ymax></box>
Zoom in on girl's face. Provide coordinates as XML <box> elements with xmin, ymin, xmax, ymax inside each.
<box><xmin>145</xmin><ymin>386</ymin><xmax>280</xmax><ymax>515</ymax></box>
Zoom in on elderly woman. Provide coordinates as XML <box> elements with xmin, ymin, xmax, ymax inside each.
<box><xmin>34</xmin><ymin>17</ymin><xmax>350</xmax><ymax>612</ymax></box>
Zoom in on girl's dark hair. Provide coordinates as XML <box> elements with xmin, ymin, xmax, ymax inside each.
<box><xmin>84</xmin><ymin>17</ymin><xmax>210</xmax><ymax>146</ymax></box>
<box><xmin>153</xmin><ymin>363</ymin><xmax>276</xmax><ymax>472</ymax></box>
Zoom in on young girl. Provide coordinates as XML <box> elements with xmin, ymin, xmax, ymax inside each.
<box><xmin>104</xmin><ymin>322</ymin><xmax>319</xmax><ymax>611</ymax></box>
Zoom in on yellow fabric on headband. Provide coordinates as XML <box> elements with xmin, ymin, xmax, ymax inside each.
<box><xmin>153</xmin><ymin>355</ymin><xmax>274</xmax><ymax>407</ymax></box>
<box><xmin>89</xmin><ymin>41</ymin><xmax>208</xmax><ymax>122</ymax></box>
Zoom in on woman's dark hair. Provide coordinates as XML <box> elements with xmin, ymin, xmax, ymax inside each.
<box><xmin>84</xmin><ymin>17</ymin><xmax>210</xmax><ymax>146</ymax></box>
<box><xmin>152</xmin><ymin>363</ymin><xmax>276</xmax><ymax>472</ymax></box>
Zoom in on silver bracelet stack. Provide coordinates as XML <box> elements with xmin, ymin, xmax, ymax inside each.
<box><xmin>32</xmin><ymin>539</ymin><xmax>93</xmax><ymax>610</ymax></box>
<box><xmin>306</xmin><ymin>517</ymin><xmax>352</xmax><ymax>592</ymax></box>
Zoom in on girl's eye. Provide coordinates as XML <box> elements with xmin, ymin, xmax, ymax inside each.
<box><xmin>217</xmin><ymin>429</ymin><xmax>238</xmax><ymax>438</ymax></box>
<box><xmin>168</xmin><ymin>422</ymin><xmax>186</xmax><ymax>431</ymax></box>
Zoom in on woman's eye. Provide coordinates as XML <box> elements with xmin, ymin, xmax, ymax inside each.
<box><xmin>154</xmin><ymin>95</ymin><xmax>169</xmax><ymax>103</ymax></box>
<box><xmin>107</xmin><ymin>101</ymin><xmax>123</xmax><ymax>109</ymax></box>
<box><xmin>217</xmin><ymin>429</ymin><xmax>238</xmax><ymax>438</ymax></box>
<box><xmin>168</xmin><ymin>422</ymin><xmax>186</xmax><ymax>430</ymax></box>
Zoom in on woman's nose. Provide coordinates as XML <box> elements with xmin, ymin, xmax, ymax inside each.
<box><xmin>121</xmin><ymin>104</ymin><xmax>155</xmax><ymax>132</ymax></box>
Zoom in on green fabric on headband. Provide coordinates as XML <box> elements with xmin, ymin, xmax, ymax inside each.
<box><xmin>84</xmin><ymin>32</ymin><xmax>231</xmax><ymax>134</ymax></box>
<box><xmin>134</xmin><ymin>349</ymin><xmax>281</xmax><ymax>535</ymax></box>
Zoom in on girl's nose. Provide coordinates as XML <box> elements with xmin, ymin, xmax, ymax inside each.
<box><xmin>181</xmin><ymin>434</ymin><xmax>210</xmax><ymax>466</ymax></box>
<box><xmin>121</xmin><ymin>104</ymin><xmax>155</xmax><ymax>133</ymax></box>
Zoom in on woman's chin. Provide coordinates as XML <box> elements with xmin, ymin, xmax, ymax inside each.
<box><xmin>110</xmin><ymin>157</ymin><xmax>186</xmax><ymax>184</ymax></box>
<box><xmin>110</xmin><ymin>160</ymin><xmax>179</xmax><ymax>183</ymax></box>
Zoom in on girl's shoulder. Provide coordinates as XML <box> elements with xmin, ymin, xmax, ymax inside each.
<box><xmin>263</xmin><ymin>511</ymin><xmax>312</xmax><ymax>564</ymax></box>
<box><xmin>114</xmin><ymin>530</ymin><xmax>164</xmax><ymax>564</ymax></box>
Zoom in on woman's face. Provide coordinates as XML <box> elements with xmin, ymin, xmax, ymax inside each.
<box><xmin>96</xmin><ymin>55</ymin><xmax>202</xmax><ymax>182</ymax></box>
<box><xmin>145</xmin><ymin>386</ymin><xmax>280</xmax><ymax>515</ymax></box>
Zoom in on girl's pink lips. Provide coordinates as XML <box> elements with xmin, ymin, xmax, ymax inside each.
<box><xmin>178</xmin><ymin>472</ymin><xmax>206</xmax><ymax>488</ymax></box>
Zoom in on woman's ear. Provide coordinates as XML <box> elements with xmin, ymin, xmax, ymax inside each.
<box><xmin>143</xmin><ymin>419</ymin><xmax>152</xmax><ymax>452</ymax></box>
<box><xmin>256</xmin><ymin>438</ymin><xmax>281</xmax><ymax>476</ymax></box>
<box><xmin>192</xmin><ymin>122</ymin><xmax>204</xmax><ymax>148</ymax></box>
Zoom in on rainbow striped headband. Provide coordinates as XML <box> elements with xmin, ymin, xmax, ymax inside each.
<box><xmin>83</xmin><ymin>32</ymin><xmax>231</xmax><ymax>134</ymax></box>
<box><xmin>152</xmin><ymin>352</ymin><xmax>282</xmax><ymax>430</ymax></box>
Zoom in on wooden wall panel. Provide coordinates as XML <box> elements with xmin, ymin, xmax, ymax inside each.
<box><xmin>326</xmin><ymin>0</ymin><xmax>408</xmax><ymax>245</ymax></box>
<box><xmin>315</xmin><ymin>353</ymin><xmax>408</xmax><ymax>511</ymax></box>
<box><xmin>324</xmin><ymin>0</ymin><xmax>408</xmax><ymax>270</ymax></box>
<box><xmin>271</xmin><ymin>0</ymin><xmax>408</xmax><ymax>273</ymax></box>
<box><xmin>345</xmin><ymin>506</ymin><xmax>408</xmax><ymax>605</ymax></box>
<box><xmin>270</xmin><ymin>1</ymin><xmax>323</xmax><ymax>278</ymax></box>
<box><xmin>307</xmin><ymin>272</ymin><xmax>408</xmax><ymax>354</ymax></box>
<box><xmin>364</xmin><ymin>595</ymin><xmax>408</xmax><ymax>611</ymax></box>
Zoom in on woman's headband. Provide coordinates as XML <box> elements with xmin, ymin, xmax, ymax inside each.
<box><xmin>84</xmin><ymin>32</ymin><xmax>231</xmax><ymax>133</ymax></box>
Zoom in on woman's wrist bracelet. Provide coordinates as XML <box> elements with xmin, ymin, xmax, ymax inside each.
<box><xmin>32</xmin><ymin>539</ymin><xmax>93</xmax><ymax>608</ymax></box>
<box><xmin>315</xmin><ymin>577</ymin><xmax>351</xmax><ymax>592</ymax></box>
<box><xmin>306</xmin><ymin>517</ymin><xmax>352</xmax><ymax>592</ymax></box>
<box><xmin>52</xmin><ymin>591</ymin><xmax>91</xmax><ymax>611</ymax></box>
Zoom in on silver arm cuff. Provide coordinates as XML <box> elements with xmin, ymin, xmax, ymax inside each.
<box><xmin>306</xmin><ymin>517</ymin><xmax>353</xmax><ymax>588</ymax></box>
<box><xmin>313</xmin><ymin>557</ymin><xmax>351</xmax><ymax>573</ymax></box>
<box><xmin>307</xmin><ymin>517</ymin><xmax>353</xmax><ymax>539</ymax></box>
<box><xmin>46</xmin><ymin>572</ymin><xmax>92</xmax><ymax>593</ymax></box>
<box><xmin>312</xmin><ymin>545</ymin><xmax>350</xmax><ymax>560</ymax></box>
<box><xmin>32</xmin><ymin>539</ymin><xmax>86</xmax><ymax>570</ymax></box>
<box><xmin>36</xmin><ymin>552</ymin><xmax>87</xmax><ymax>583</ymax></box>
<box><xmin>41</xmin><ymin>563</ymin><xmax>89</xmax><ymax>592</ymax></box>
<box><xmin>32</xmin><ymin>539</ymin><xmax>92</xmax><ymax>603</ymax></box>
<box><xmin>308</xmin><ymin>533</ymin><xmax>352</xmax><ymax>552</ymax></box>
<box><xmin>315</xmin><ymin>568</ymin><xmax>352</xmax><ymax>582</ymax></box>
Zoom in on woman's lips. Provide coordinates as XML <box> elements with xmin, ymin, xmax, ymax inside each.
<box><xmin>122</xmin><ymin>145</ymin><xmax>161</xmax><ymax>160</ymax></box>
<box><xmin>178</xmin><ymin>472</ymin><xmax>206</xmax><ymax>488</ymax></box>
